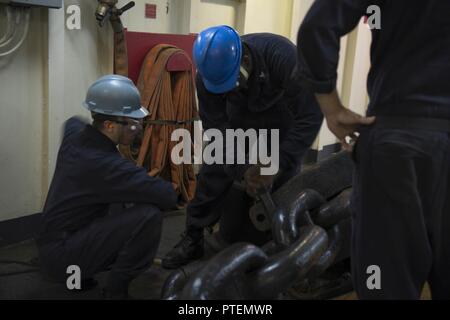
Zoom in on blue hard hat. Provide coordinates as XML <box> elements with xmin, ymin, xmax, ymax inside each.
<box><xmin>193</xmin><ymin>25</ymin><xmax>242</xmax><ymax>94</ymax></box>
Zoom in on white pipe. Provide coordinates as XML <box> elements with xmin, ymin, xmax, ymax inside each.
<box><xmin>0</xmin><ymin>6</ymin><xmax>21</xmax><ymax>48</ymax></box>
<box><xmin>0</xmin><ymin>6</ymin><xmax>31</xmax><ymax>57</ymax></box>
<box><xmin>0</xmin><ymin>6</ymin><xmax>15</xmax><ymax>43</ymax></box>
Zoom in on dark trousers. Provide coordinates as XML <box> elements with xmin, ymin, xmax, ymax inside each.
<box><xmin>186</xmin><ymin>162</ymin><xmax>298</xmax><ymax>234</ymax></box>
<box><xmin>351</xmin><ymin>123</ymin><xmax>450</xmax><ymax>299</ymax></box>
<box><xmin>38</xmin><ymin>204</ymin><xmax>162</xmax><ymax>293</ymax></box>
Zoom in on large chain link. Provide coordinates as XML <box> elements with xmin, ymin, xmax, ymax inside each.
<box><xmin>162</xmin><ymin>186</ymin><xmax>353</xmax><ymax>300</ymax></box>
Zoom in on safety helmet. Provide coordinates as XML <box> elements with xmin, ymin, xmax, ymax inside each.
<box><xmin>83</xmin><ymin>74</ymin><xmax>149</xmax><ymax>119</ymax></box>
<box><xmin>193</xmin><ymin>25</ymin><xmax>242</xmax><ymax>94</ymax></box>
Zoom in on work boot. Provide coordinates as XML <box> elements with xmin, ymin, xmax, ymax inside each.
<box><xmin>162</xmin><ymin>230</ymin><xmax>204</xmax><ymax>269</ymax></box>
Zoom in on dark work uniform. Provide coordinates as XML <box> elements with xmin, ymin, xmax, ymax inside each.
<box><xmin>297</xmin><ymin>0</ymin><xmax>450</xmax><ymax>299</ymax></box>
<box><xmin>38</xmin><ymin>117</ymin><xmax>177</xmax><ymax>293</ymax></box>
<box><xmin>187</xmin><ymin>33</ymin><xmax>323</xmax><ymax>242</ymax></box>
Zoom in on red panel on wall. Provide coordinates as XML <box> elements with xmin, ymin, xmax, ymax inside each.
<box><xmin>145</xmin><ymin>3</ymin><xmax>157</xmax><ymax>19</ymax></box>
<box><xmin>123</xmin><ymin>31</ymin><xmax>198</xmax><ymax>84</ymax></box>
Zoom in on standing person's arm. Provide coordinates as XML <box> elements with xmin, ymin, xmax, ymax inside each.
<box><xmin>297</xmin><ymin>0</ymin><xmax>376</xmax><ymax>151</ymax></box>
<box><xmin>314</xmin><ymin>90</ymin><xmax>374</xmax><ymax>151</ymax></box>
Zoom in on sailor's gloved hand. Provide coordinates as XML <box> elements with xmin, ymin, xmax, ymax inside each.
<box><xmin>244</xmin><ymin>165</ymin><xmax>276</xmax><ymax>198</ymax></box>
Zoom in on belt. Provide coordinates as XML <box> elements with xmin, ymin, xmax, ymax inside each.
<box><xmin>143</xmin><ymin>117</ymin><xmax>200</xmax><ymax>127</ymax></box>
<box><xmin>375</xmin><ymin>116</ymin><xmax>450</xmax><ymax>132</ymax></box>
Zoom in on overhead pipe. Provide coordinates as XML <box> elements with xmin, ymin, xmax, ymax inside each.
<box><xmin>0</xmin><ymin>6</ymin><xmax>15</xmax><ymax>44</ymax></box>
<box><xmin>0</xmin><ymin>6</ymin><xmax>30</xmax><ymax>57</ymax></box>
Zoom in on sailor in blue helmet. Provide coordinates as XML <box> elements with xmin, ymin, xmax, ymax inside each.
<box><xmin>296</xmin><ymin>0</ymin><xmax>450</xmax><ymax>299</ymax></box>
<box><xmin>37</xmin><ymin>75</ymin><xmax>177</xmax><ymax>299</ymax></box>
<box><xmin>162</xmin><ymin>26</ymin><xmax>324</xmax><ymax>269</ymax></box>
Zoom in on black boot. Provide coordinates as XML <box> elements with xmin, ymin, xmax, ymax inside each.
<box><xmin>162</xmin><ymin>229</ymin><xmax>204</xmax><ymax>269</ymax></box>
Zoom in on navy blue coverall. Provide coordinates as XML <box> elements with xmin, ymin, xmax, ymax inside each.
<box><xmin>297</xmin><ymin>0</ymin><xmax>450</xmax><ymax>299</ymax></box>
<box><xmin>187</xmin><ymin>33</ymin><xmax>323</xmax><ymax>242</ymax></box>
<box><xmin>38</xmin><ymin>117</ymin><xmax>177</xmax><ymax>294</ymax></box>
